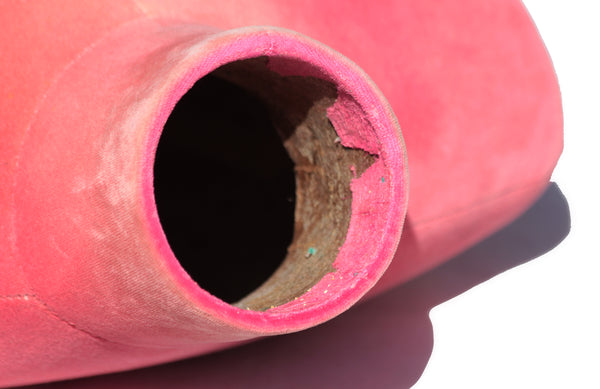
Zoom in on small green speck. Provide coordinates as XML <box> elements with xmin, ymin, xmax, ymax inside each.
<box><xmin>305</xmin><ymin>247</ymin><xmax>317</xmax><ymax>258</ymax></box>
<box><xmin>381</xmin><ymin>177</ymin><xmax>385</xmax><ymax>183</ymax></box>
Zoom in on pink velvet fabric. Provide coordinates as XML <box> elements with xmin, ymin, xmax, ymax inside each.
<box><xmin>0</xmin><ymin>0</ymin><xmax>562</xmax><ymax>387</ymax></box>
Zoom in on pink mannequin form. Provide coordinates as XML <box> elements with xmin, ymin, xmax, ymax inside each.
<box><xmin>0</xmin><ymin>0</ymin><xmax>561</xmax><ymax>387</ymax></box>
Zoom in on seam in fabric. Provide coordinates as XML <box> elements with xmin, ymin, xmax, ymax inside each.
<box><xmin>7</xmin><ymin>16</ymin><xmax>152</xmax><ymax>348</ymax></box>
<box><xmin>0</xmin><ymin>293</ymin><xmax>112</xmax><ymax>344</ymax></box>
<box><xmin>9</xmin><ymin>16</ymin><xmax>151</xmax><ymax>283</ymax></box>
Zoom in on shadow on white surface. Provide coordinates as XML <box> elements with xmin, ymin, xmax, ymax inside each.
<box><xmin>26</xmin><ymin>183</ymin><xmax>570</xmax><ymax>389</ymax></box>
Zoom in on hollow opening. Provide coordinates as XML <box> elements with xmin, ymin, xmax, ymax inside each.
<box><xmin>153</xmin><ymin>72</ymin><xmax>296</xmax><ymax>304</ymax></box>
<box><xmin>154</xmin><ymin>57</ymin><xmax>375</xmax><ymax>311</ymax></box>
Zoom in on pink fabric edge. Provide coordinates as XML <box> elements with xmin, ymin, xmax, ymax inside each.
<box><xmin>140</xmin><ymin>26</ymin><xmax>409</xmax><ymax>333</ymax></box>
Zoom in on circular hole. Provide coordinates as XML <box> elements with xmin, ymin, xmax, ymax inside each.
<box><xmin>153</xmin><ymin>73</ymin><xmax>296</xmax><ymax>304</ymax></box>
<box><xmin>155</xmin><ymin>57</ymin><xmax>376</xmax><ymax>311</ymax></box>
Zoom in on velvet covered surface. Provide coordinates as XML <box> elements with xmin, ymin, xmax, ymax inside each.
<box><xmin>0</xmin><ymin>0</ymin><xmax>561</xmax><ymax>387</ymax></box>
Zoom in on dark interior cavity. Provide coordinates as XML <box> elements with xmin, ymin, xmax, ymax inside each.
<box><xmin>154</xmin><ymin>74</ymin><xmax>296</xmax><ymax>304</ymax></box>
<box><xmin>154</xmin><ymin>57</ymin><xmax>374</xmax><ymax>311</ymax></box>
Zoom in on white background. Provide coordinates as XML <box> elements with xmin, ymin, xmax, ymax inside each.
<box><xmin>416</xmin><ymin>1</ymin><xmax>600</xmax><ymax>387</ymax></box>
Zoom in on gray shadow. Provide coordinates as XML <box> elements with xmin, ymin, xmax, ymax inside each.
<box><xmin>25</xmin><ymin>183</ymin><xmax>570</xmax><ymax>389</ymax></box>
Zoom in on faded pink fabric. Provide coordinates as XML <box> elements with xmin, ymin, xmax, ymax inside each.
<box><xmin>0</xmin><ymin>0</ymin><xmax>562</xmax><ymax>387</ymax></box>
